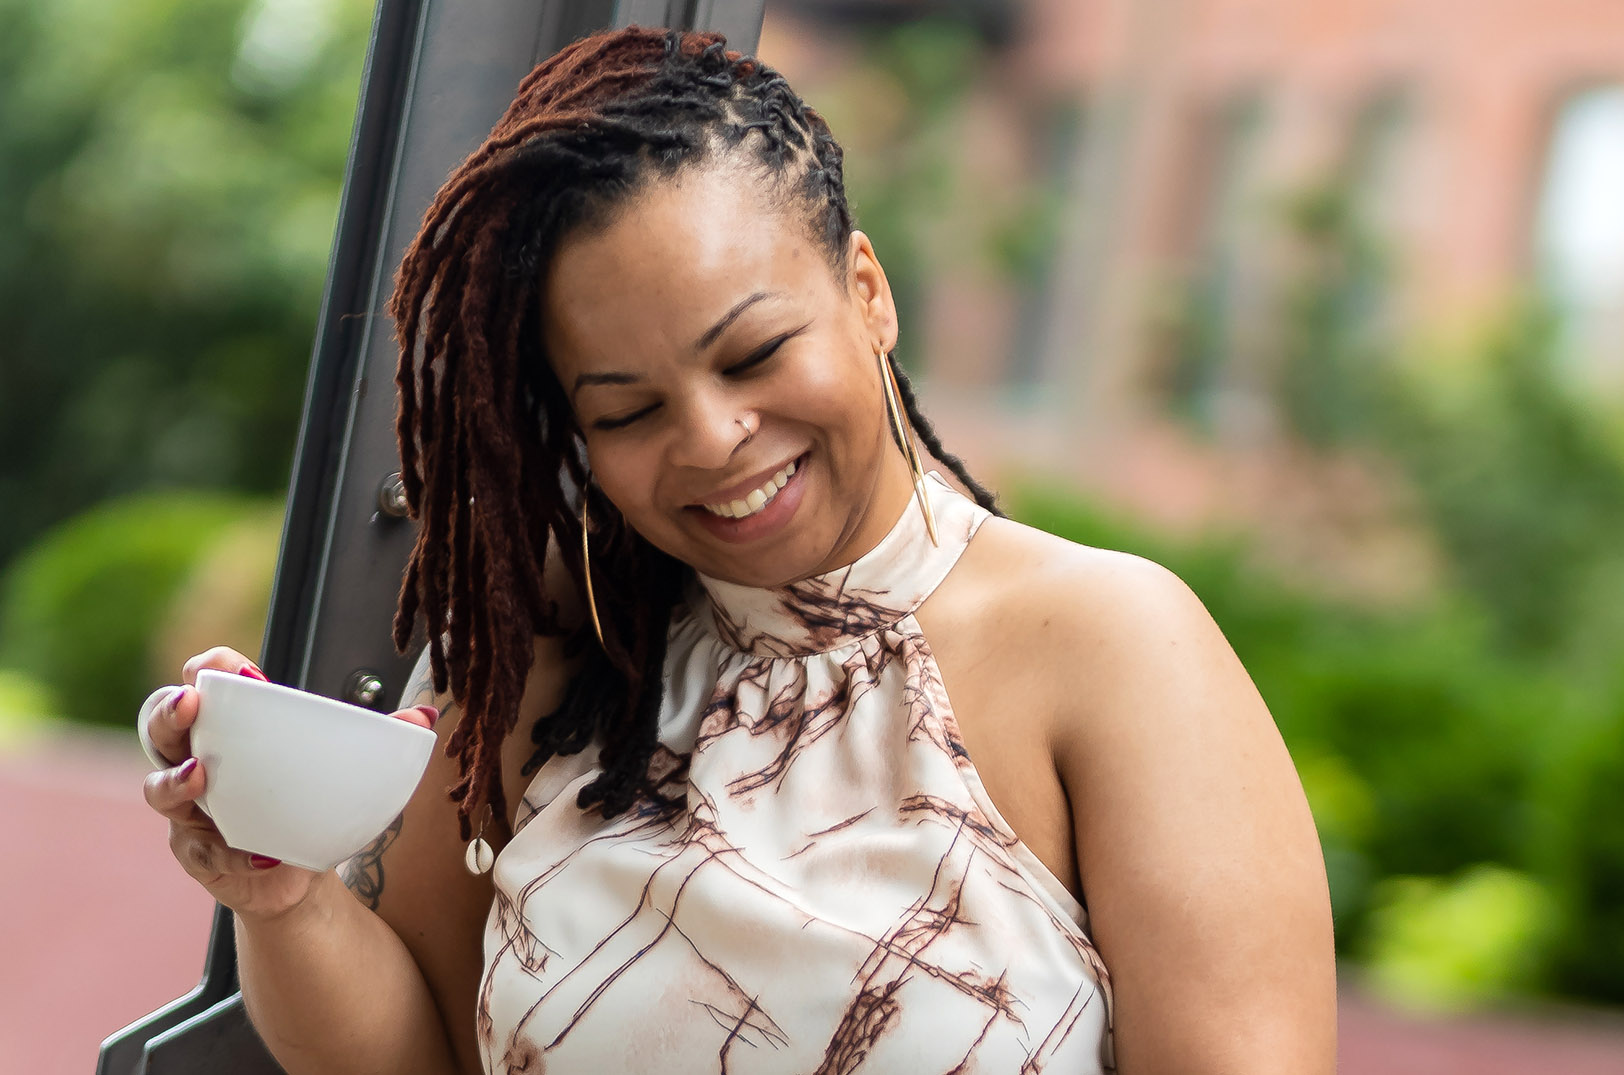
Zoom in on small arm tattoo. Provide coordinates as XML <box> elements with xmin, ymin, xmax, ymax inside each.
<box><xmin>339</xmin><ymin>647</ymin><xmax>444</xmax><ymax>910</ymax></box>
<box><xmin>399</xmin><ymin>650</ymin><xmax>438</xmax><ymax>710</ymax></box>
<box><xmin>341</xmin><ymin>812</ymin><xmax>403</xmax><ymax>910</ymax></box>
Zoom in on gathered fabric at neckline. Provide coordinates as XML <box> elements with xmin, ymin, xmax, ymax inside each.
<box><xmin>483</xmin><ymin>469</ymin><xmax>1116</xmax><ymax>1075</ymax></box>
<box><xmin>691</xmin><ymin>472</ymin><xmax>980</xmax><ymax>658</ymax></box>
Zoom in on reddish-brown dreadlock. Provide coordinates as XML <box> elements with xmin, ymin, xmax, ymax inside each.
<box><xmin>388</xmin><ymin>26</ymin><xmax>1001</xmax><ymax>845</ymax></box>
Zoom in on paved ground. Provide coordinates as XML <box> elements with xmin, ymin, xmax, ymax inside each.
<box><xmin>6</xmin><ymin>726</ymin><xmax>1624</xmax><ymax>1074</ymax></box>
<box><xmin>0</xmin><ymin>728</ymin><xmax>215</xmax><ymax>1075</ymax></box>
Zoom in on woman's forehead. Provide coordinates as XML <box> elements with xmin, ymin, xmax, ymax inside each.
<box><xmin>543</xmin><ymin>167</ymin><xmax>837</xmax><ymax>364</ymax></box>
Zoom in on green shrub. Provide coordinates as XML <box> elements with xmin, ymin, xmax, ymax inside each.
<box><xmin>1532</xmin><ymin>679</ymin><xmax>1624</xmax><ymax>1004</ymax></box>
<box><xmin>0</xmin><ymin>491</ymin><xmax>264</xmax><ymax>728</ymax></box>
<box><xmin>0</xmin><ymin>668</ymin><xmax>64</xmax><ymax>746</ymax></box>
<box><xmin>1361</xmin><ymin>864</ymin><xmax>1560</xmax><ymax>1012</ymax></box>
<box><xmin>1245</xmin><ymin>168</ymin><xmax>1624</xmax><ymax>1005</ymax></box>
<box><xmin>1006</xmin><ymin>481</ymin><xmax>1569</xmax><ymax>994</ymax></box>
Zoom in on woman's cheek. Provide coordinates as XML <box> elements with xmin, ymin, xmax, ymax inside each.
<box><xmin>789</xmin><ymin>352</ymin><xmax>877</xmax><ymax>431</ymax></box>
<box><xmin>586</xmin><ymin>444</ymin><xmax>647</xmax><ymax>514</ymax></box>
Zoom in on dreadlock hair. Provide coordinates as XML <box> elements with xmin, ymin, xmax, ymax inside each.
<box><xmin>388</xmin><ymin>25</ymin><xmax>1003</xmax><ymax>845</ymax></box>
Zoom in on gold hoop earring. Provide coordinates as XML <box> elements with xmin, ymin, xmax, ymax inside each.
<box><xmin>878</xmin><ymin>349</ymin><xmax>939</xmax><ymax>547</ymax></box>
<box><xmin>580</xmin><ymin>496</ymin><xmax>607</xmax><ymax>650</ymax></box>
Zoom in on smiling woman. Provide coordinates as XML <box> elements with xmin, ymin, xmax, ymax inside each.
<box><xmin>548</xmin><ymin>168</ymin><xmax>918</xmax><ymax>582</ymax></box>
<box><xmin>387</xmin><ymin>30</ymin><xmax>997</xmax><ymax>841</ymax></box>
<box><xmin>138</xmin><ymin>23</ymin><xmax>1336</xmax><ymax>1075</ymax></box>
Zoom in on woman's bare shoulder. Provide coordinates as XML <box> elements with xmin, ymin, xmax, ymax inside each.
<box><xmin>951</xmin><ymin>511</ymin><xmax>1262</xmax><ymax>763</ymax></box>
<box><xmin>958</xmin><ymin>519</ymin><xmax>1336</xmax><ymax>1071</ymax></box>
<box><xmin>954</xmin><ymin>514</ymin><xmax>1211</xmax><ymax>661</ymax></box>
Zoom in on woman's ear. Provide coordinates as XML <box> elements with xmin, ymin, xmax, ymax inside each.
<box><xmin>847</xmin><ymin>230</ymin><xmax>898</xmax><ymax>350</ymax></box>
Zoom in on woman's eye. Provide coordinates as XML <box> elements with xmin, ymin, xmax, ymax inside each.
<box><xmin>724</xmin><ymin>334</ymin><xmax>790</xmax><ymax>376</ymax></box>
<box><xmin>593</xmin><ymin>403</ymin><xmax>658</xmax><ymax>431</ymax></box>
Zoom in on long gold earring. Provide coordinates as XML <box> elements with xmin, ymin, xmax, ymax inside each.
<box><xmin>580</xmin><ymin>496</ymin><xmax>607</xmax><ymax>649</ymax></box>
<box><xmin>878</xmin><ymin>349</ymin><xmax>939</xmax><ymax>547</ymax></box>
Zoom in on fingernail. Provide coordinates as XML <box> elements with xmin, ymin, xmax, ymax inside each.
<box><xmin>166</xmin><ymin>685</ymin><xmax>188</xmax><ymax>712</ymax></box>
<box><xmin>416</xmin><ymin>705</ymin><xmax>440</xmax><ymax>728</ymax></box>
<box><xmin>249</xmin><ymin>855</ymin><xmax>281</xmax><ymax>870</ymax></box>
<box><xmin>239</xmin><ymin>665</ymin><xmax>269</xmax><ymax>682</ymax></box>
<box><xmin>175</xmin><ymin>757</ymin><xmax>198</xmax><ymax>781</ymax></box>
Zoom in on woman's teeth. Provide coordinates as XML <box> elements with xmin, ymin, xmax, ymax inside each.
<box><xmin>703</xmin><ymin>459</ymin><xmax>797</xmax><ymax>519</ymax></box>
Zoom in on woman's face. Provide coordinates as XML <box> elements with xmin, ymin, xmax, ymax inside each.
<box><xmin>542</xmin><ymin>163</ymin><xmax>914</xmax><ymax>588</ymax></box>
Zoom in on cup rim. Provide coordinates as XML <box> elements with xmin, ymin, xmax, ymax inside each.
<box><xmin>194</xmin><ymin>668</ymin><xmax>437</xmax><ymax>742</ymax></box>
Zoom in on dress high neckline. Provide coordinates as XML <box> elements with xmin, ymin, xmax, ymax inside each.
<box><xmin>692</xmin><ymin>473</ymin><xmax>988</xmax><ymax>658</ymax></box>
<box><xmin>488</xmin><ymin>467</ymin><xmax>1114</xmax><ymax>1075</ymax></box>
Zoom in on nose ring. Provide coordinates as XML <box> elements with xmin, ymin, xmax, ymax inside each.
<box><xmin>736</xmin><ymin>416</ymin><xmax>756</xmax><ymax>440</ymax></box>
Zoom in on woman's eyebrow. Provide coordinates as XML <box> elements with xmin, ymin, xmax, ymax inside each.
<box><xmin>572</xmin><ymin>290</ymin><xmax>787</xmax><ymax>398</ymax></box>
<box><xmin>572</xmin><ymin>369</ymin><xmax>642</xmax><ymax>397</ymax></box>
<box><xmin>693</xmin><ymin>290</ymin><xmax>784</xmax><ymax>351</ymax></box>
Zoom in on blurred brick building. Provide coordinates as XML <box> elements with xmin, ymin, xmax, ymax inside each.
<box><xmin>762</xmin><ymin>0</ymin><xmax>1624</xmax><ymax>591</ymax></box>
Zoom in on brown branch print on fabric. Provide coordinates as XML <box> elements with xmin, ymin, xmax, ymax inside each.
<box><xmin>700</xmin><ymin>645</ymin><xmax>893</xmax><ymax>799</ymax></box>
<box><xmin>784</xmin><ymin>808</ymin><xmax>876</xmax><ymax>859</ymax></box>
<box><xmin>710</xmin><ymin>572</ymin><xmax>906</xmax><ymax>657</ymax></box>
<box><xmin>539</xmin><ymin>843</ymin><xmax>793</xmax><ymax>1057</ymax></box>
<box><xmin>900</xmin><ymin>793</ymin><xmax>1019</xmax><ymax>852</ymax></box>
<box><xmin>478</xmin><ymin>477</ymin><xmax>1114</xmax><ymax>1073</ymax></box>
<box><xmin>812</xmin><ymin>978</ymin><xmax>905</xmax><ymax>1075</ymax></box>
<box><xmin>499</xmin><ymin>1035</ymin><xmax>543</xmax><ymax>1073</ymax></box>
<box><xmin>944</xmin><ymin>974</ymin><xmax>1014</xmax><ymax>1074</ymax></box>
<box><xmin>485</xmin><ymin>785</ymin><xmax>794</xmax><ymax>1061</ymax></box>
<box><xmin>1023</xmin><ymin>978</ymin><xmax>1107</xmax><ymax>1074</ymax></box>
<box><xmin>727</xmin><ymin>657</ymin><xmax>847</xmax><ymax>797</ymax></box>
<box><xmin>817</xmin><ymin>827</ymin><xmax>1023</xmax><ymax>1074</ymax></box>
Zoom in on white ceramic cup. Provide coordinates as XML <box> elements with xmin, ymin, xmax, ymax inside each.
<box><xmin>188</xmin><ymin>669</ymin><xmax>437</xmax><ymax>871</ymax></box>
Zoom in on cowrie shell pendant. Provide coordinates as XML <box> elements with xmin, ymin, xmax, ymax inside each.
<box><xmin>465</xmin><ymin>836</ymin><xmax>494</xmax><ymax>875</ymax></box>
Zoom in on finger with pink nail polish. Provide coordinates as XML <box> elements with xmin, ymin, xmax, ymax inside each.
<box><xmin>395</xmin><ymin>705</ymin><xmax>439</xmax><ymax>731</ymax></box>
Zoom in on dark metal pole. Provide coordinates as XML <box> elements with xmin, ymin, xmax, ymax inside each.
<box><xmin>96</xmin><ymin>1</ymin><xmax>765</xmax><ymax>1071</ymax></box>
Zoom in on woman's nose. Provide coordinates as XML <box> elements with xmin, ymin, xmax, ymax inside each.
<box><xmin>667</xmin><ymin>393</ymin><xmax>750</xmax><ymax>471</ymax></box>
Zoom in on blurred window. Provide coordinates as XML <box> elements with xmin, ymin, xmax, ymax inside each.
<box><xmin>1169</xmin><ymin>92</ymin><xmax>1270</xmax><ymax>428</ymax></box>
<box><xmin>1534</xmin><ymin>86</ymin><xmax>1624</xmax><ymax>387</ymax></box>
<box><xmin>1006</xmin><ymin>97</ymin><xmax>1087</xmax><ymax>394</ymax></box>
<box><xmin>1342</xmin><ymin>87</ymin><xmax>1414</xmax><ymax>342</ymax></box>
<box><xmin>1347</xmin><ymin>89</ymin><xmax>1413</xmax><ymax>235</ymax></box>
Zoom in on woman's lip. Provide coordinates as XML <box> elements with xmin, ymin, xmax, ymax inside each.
<box><xmin>686</xmin><ymin>453</ymin><xmax>809</xmax><ymax>544</ymax></box>
<box><xmin>690</xmin><ymin>453</ymin><xmax>804</xmax><ymax>508</ymax></box>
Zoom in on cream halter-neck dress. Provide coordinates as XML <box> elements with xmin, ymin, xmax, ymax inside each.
<box><xmin>478</xmin><ymin>474</ymin><xmax>1115</xmax><ymax>1074</ymax></box>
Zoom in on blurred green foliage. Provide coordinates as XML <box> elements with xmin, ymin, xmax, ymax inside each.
<box><xmin>1019</xmin><ymin>169</ymin><xmax>1624</xmax><ymax>1010</ymax></box>
<box><xmin>0</xmin><ymin>491</ymin><xmax>262</xmax><ymax>729</ymax></box>
<box><xmin>830</xmin><ymin>20</ymin><xmax>982</xmax><ymax>370</ymax></box>
<box><xmin>4</xmin><ymin>0</ymin><xmax>1623</xmax><ymax>1014</ymax></box>
<box><xmin>1009</xmin><ymin>471</ymin><xmax>1620</xmax><ymax>1010</ymax></box>
<box><xmin>0</xmin><ymin>0</ymin><xmax>371</xmax><ymax>568</ymax></box>
<box><xmin>1276</xmin><ymin>186</ymin><xmax>1624</xmax><ymax>1010</ymax></box>
<box><xmin>1363</xmin><ymin>865</ymin><xmax>1560</xmax><ymax>1012</ymax></box>
<box><xmin>1277</xmin><ymin>183</ymin><xmax>1624</xmax><ymax>667</ymax></box>
<box><xmin>1273</xmin><ymin>182</ymin><xmax>1391</xmax><ymax>447</ymax></box>
<box><xmin>828</xmin><ymin>19</ymin><xmax>1062</xmax><ymax>377</ymax></box>
<box><xmin>0</xmin><ymin>668</ymin><xmax>65</xmax><ymax>744</ymax></box>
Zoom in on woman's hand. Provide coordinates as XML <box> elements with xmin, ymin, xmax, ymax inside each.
<box><xmin>140</xmin><ymin>645</ymin><xmax>438</xmax><ymax>923</ymax></box>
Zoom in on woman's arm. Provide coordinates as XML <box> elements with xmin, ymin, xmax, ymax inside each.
<box><xmin>1045</xmin><ymin>551</ymin><xmax>1337</xmax><ymax>1073</ymax></box>
<box><xmin>235</xmin><ymin>868</ymin><xmax>463</xmax><ymax>1075</ymax></box>
<box><xmin>310</xmin><ymin>635</ymin><xmax>574</xmax><ymax>1075</ymax></box>
<box><xmin>230</xmin><ymin>640</ymin><xmax>499</xmax><ymax>1075</ymax></box>
<box><xmin>143</xmin><ymin>645</ymin><xmax>476</xmax><ymax>1075</ymax></box>
<box><xmin>313</xmin><ymin>646</ymin><xmax>496</xmax><ymax>1075</ymax></box>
